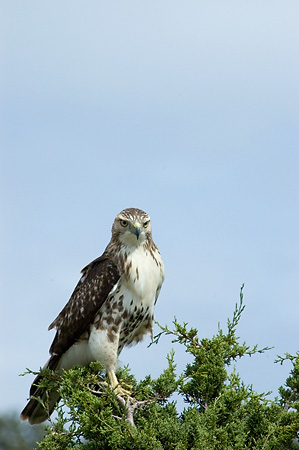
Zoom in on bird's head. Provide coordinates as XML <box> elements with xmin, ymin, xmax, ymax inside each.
<box><xmin>112</xmin><ymin>208</ymin><xmax>152</xmax><ymax>246</ymax></box>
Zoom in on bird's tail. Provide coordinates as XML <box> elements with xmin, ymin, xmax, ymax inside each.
<box><xmin>20</xmin><ymin>355</ymin><xmax>61</xmax><ymax>425</ymax></box>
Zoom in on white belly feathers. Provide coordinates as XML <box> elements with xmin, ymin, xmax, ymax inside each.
<box><xmin>60</xmin><ymin>243</ymin><xmax>164</xmax><ymax>374</ymax></box>
<box><xmin>88</xmin><ymin>243</ymin><xmax>164</xmax><ymax>371</ymax></box>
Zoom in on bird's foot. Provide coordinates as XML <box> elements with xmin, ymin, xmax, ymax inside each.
<box><xmin>107</xmin><ymin>370</ymin><xmax>134</xmax><ymax>401</ymax></box>
<box><xmin>113</xmin><ymin>383</ymin><xmax>133</xmax><ymax>398</ymax></box>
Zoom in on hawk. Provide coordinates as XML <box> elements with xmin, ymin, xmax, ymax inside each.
<box><xmin>21</xmin><ymin>208</ymin><xmax>165</xmax><ymax>425</ymax></box>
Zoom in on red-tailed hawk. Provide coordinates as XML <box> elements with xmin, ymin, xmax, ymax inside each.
<box><xmin>21</xmin><ymin>208</ymin><xmax>165</xmax><ymax>424</ymax></box>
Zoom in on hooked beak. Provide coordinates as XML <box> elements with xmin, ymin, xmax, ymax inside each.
<box><xmin>133</xmin><ymin>222</ymin><xmax>142</xmax><ymax>240</ymax></box>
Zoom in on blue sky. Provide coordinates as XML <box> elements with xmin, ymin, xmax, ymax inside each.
<box><xmin>1</xmin><ymin>1</ymin><xmax>299</xmax><ymax>416</ymax></box>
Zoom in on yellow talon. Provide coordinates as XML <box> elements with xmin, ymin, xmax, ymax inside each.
<box><xmin>107</xmin><ymin>370</ymin><xmax>133</xmax><ymax>398</ymax></box>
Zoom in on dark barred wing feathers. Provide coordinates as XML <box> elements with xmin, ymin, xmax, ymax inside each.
<box><xmin>48</xmin><ymin>254</ymin><xmax>120</xmax><ymax>356</ymax></box>
<box><xmin>21</xmin><ymin>255</ymin><xmax>120</xmax><ymax>424</ymax></box>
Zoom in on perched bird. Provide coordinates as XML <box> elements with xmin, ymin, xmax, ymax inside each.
<box><xmin>21</xmin><ymin>208</ymin><xmax>164</xmax><ymax>424</ymax></box>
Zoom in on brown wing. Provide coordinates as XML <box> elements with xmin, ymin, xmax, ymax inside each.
<box><xmin>48</xmin><ymin>254</ymin><xmax>120</xmax><ymax>355</ymax></box>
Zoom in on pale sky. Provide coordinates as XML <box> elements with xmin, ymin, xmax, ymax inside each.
<box><xmin>1</xmin><ymin>1</ymin><xmax>299</xmax><ymax>416</ymax></box>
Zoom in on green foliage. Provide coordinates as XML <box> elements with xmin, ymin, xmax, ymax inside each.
<box><xmin>21</xmin><ymin>286</ymin><xmax>299</xmax><ymax>449</ymax></box>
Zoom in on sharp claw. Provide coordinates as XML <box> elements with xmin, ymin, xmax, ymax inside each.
<box><xmin>106</xmin><ymin>370</ymin><xmax>134</xmax><ymax>399</ymax></box>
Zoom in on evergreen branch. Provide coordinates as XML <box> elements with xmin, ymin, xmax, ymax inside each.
<box><xmin>275</xmin><ymin>352</ymin><xmax>298</xmax><ymax>365</ymax></box>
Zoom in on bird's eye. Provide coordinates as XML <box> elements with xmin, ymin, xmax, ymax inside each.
<box><xmin>143</xmin><ymin>221</ymin><xmax>149</xmax><ymax>228</ymax></box>
<box><xmin>120</xmin><ymin>220</ymin><xmax>128</xmax><ymax>227</ymax></box>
